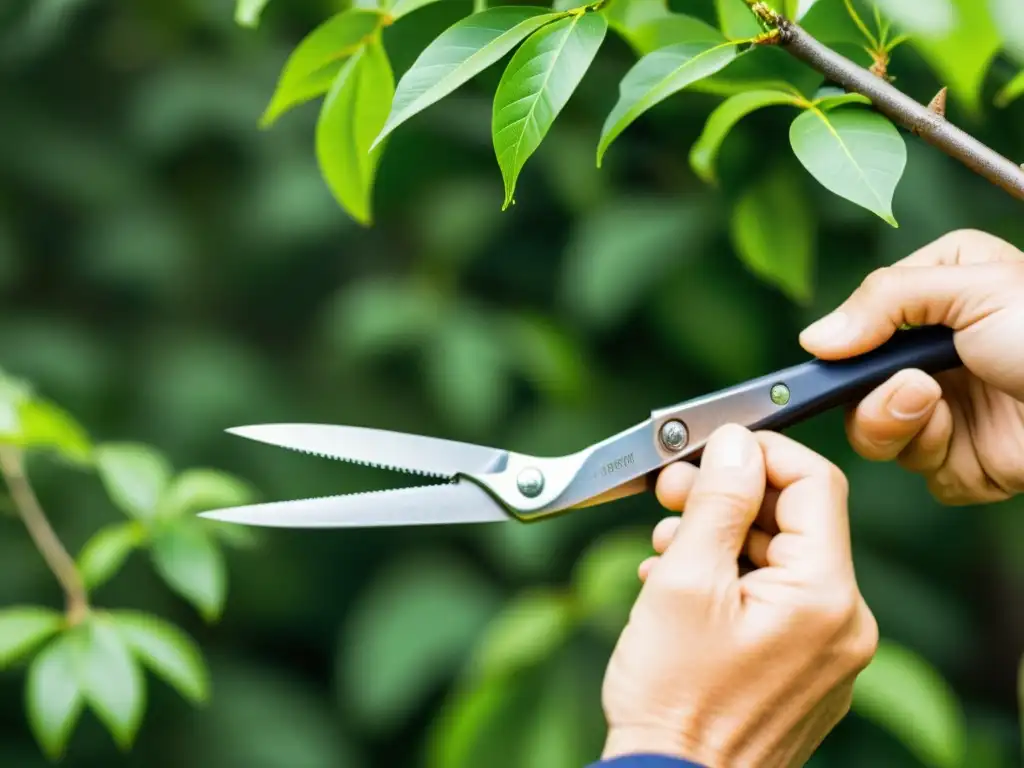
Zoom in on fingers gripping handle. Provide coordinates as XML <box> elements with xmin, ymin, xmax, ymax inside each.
<box><xmin>753</xmin><ymin>325</ymin><xmax>961</xmax><ymax>433</ymax></box>
<box><xmin>651</xmin><ymin>326</ymin><xmax>961</xmax><ymax>460</ymax></box>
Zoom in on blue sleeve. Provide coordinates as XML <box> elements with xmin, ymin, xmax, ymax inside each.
<box><xmin>588</xmin><ymin>756</ymin><xmax>705</xmax><ymax>768</ymax></box>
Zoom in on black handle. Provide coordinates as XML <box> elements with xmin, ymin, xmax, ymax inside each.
<box><xmin>750</xmin><ymin>325</ymin><xmax>961</xmax><ymax>433</ymax></box>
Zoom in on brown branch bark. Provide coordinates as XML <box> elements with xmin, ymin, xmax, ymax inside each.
<box><xmin>0</xmin><ymin>447</ymin><xmax>89</xmax><ymax>623</ymax></box>
<box><xmin>753</xmin><ymin>8</ymin><xmax>1024</xmax><ymax>200</ymax></box>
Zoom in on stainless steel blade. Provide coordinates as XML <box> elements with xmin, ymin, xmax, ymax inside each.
<box><xmin>198</xmin><ymin>481</ymin><xmax>511</xmax><ymax>528</ymax></box>
<box><xmin>227</xmin><ymin>424</ymin><xmax>507</xmax><ymax>479</ymax></box>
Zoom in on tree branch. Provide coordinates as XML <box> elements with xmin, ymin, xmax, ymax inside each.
<box><xmin>752</xmin><ymin>6</ymin><xmax>1024</xmax><ymax>200</ymax></box>
<box><xmin>0</xmin><ymin>447</ymin><xmax>89</xmax><ymax>624</ymax></box>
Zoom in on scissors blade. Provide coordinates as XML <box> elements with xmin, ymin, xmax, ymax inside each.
<box><xmin>227</xmin><ymin>424</ymin><xmax>507</xmax><ymax>479</ymax></box>
<box><xmin>198</xmin><ymin>481</ymin><xmax>511</xmax><ymax>528</ymax></box>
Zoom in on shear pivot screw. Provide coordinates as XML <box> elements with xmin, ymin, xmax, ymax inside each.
<box><xmin>659</xmin><ymin>420</ymin><xmax>689</xmax><ymax>452</ymax></box>
<box><xmin>517</xmin><ymin>468</ymin><xmax>545</xmax><ymax>498</ymax></box>
<box><xmin>770</xmin><ymin>383</ymin><xmax>791</xmax><ymax>406</ymax></box>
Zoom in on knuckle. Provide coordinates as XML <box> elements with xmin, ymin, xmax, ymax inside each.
<box><xmin>860</xmin><ymin>266</ymin><xmax>896</xmax><ymax>297</ymax></box>
<box><xmin>649</xmin><ymin>567</ymin><xmax>715</xmax><ymax>603</ymax></box>
<box><xmin>849</xmin><ymin>608</ymin><xmax>880</xmax><ymax>668</ymax></box>
<box><xmin>800</xmin><ymin>587</ymin><xmax>860</xmax><ymax>634</ymax></box>
<box><xmin>827</xmin><ymin>465</ymin><xmax>850</xmax><ymax>497</ymax></box>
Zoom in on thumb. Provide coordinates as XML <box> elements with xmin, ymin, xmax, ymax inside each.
<box><xmin>798</xmin><ymin>263</ymin><xmax>1011</xmax><ymax>359</ymax></box>
<box><xmin>663</xmin><ymin>424</ymin><xmax>765</xmax><ymax>576</ymax></box>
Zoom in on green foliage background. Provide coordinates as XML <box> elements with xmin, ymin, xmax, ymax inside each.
<box><xmin>1</xmin><ymin>0</ymin><xmax>1024</xmax><ymax>765</ymax></box>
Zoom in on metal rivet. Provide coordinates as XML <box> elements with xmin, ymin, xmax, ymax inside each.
<box><xmin>770</xmin><ymin>383</ymin><xmax>791</xmax><ymax>406</ymax></box>
<box><xmin>659</xmin><ymin>420</ymin><xmax>689</xmax><ymax>452</ymax></box>
<box><xmin>516</xmin><ymin>467</ymin><xmax>545</xmax><ymax>498</ymax></box>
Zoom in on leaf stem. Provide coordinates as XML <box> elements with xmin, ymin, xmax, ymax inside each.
<box><xmin>764</xmin><ymin>18</ymin><xmax>1024</xmax><ymax>200</ymax></box>
<box><xmin>0</xmin><ymin>447</ymin><xmax>89</xmax><ymax>624</ymax></box>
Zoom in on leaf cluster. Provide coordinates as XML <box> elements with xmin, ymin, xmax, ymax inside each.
<box><xmin>0</xmin><ymin>369</ymin><xmax>256</xmax><ymax>758</ymax></box>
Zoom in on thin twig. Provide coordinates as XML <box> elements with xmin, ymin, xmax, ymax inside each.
<box><xmin>0</xmin><ymin>447</ymin><xmax>88</xmax><ymax>624</ymax></box>
<box><xmin>765</xmin><ymin>15</ymin><xmax>1024</xmax><ymax>200</ymax></box>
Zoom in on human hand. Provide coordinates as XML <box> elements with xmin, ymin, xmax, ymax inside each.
<box><xmin>600</xmin><ymin>425</ymin><xmax>877</xmax><ymax>768</ymax></box>
<box><xmin>798</xmin><ymin>229</ymin><xmax>1024</xmax><ymax>505</ymax></box>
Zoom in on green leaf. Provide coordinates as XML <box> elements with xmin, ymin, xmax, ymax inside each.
<box><xmin>912</xmin><ymin>0</ymin><xmax>1000</xmax><ymax>115</ymax></box>
<box><xmin>572</xmin><ymin>530</ymin><xmax>650</xmax><ymax>635</ymax></box>
<box><xmin>716</xmin><ymin>0</ymin><xmax>761</xmax><ymax>39</ymax></box>
<box><xmin>260</xmin><ymin>10</ymin><xmax>383</xmax><ymax>127</ymax></box>
<box><xmin>0</xmin><ymin>373</ymin><xmax>30</xmax><ymax>435</ymax></box>
<box><xmin>235</xmin><ymin>0</ymin><xmax>272</xmax><ymax>28</ymax></box>
<box><xmin>996</xmin><ymin>70</ymin><xmax>1024</xmax><ymax>107</ymax></box>
<box><xmin>78</xmin><ymin>618</ymin><xmax>146</xmax><ymax>750</ymax></box>
<box><xmin>493</xmin><ymin>13</ymin><xmax>606</xmax><ymax>209</ymax></box>
<box><xmin>597</xmin><ymin>40</ymin><xmax>739</xmax><ymax>165</ymax></box>
<box><xmin>151</xmin><ymin>525</ymin><xmax>227</xmax><ymax>621</ymax></box>
<box><xmin>340</xmin><ymin>555</ymin><xmax>500</xmax><ymax>729</ymax></box>
<box><xmin>159</xmin><ymin>469</ymin><xmax>255</xmax><ymax>517</ymax></box>
<box><xmin>853</xmin><ymin>638</ymin><xmax>966</xmax><ymax>768</ymax></box>
<box><xmin>812</xmin><ymin>85</ymin><xmax>872</xmax><ymax>109</ymax></box>
<box><xmin>624</xmin><ymin>13</ymin><xmax>724</xmax><ymax>55</ymax></box>
<box><xmin>563</xmin><ymin>198</ymin><xmax>710</xmax><ymax>328</ymax></box>
<box><xmin>390</xmin><ymin>0</ymin><xmax>443</xmax><ymax>18</ymax></box>
<box><xmin>113</xmin><ymin>611</ymin><xmax>209</xmax><ymax>704</ymax></box>
<box><xmin>95</xmin><ymin>443</ymin><xmax>174</xmax><ymax>519</ymax></box>
<box><xmin>0</xmin><ymin>606</ymin><xmax>63</xmax><ymax>668</ymax></box>
<box><xmin>316</xmin><ymin>38</ymin><xmax>394</xmax><ymax>226</ymax></box>
<box><xmin>469</xmin><ymin>589</ymin><xmax>574</xmax><ymax>679</ymax></box>
<box><xmin>991</xmin><ymin>0</ymin><xmax>1024</xmax><ymax>63</ymax></box>
<box><xmin>789</xmin><ymin>107</ymin><xmax>906</xmax><ymax>226</ymax></box>
<box><xmin>7</xmin><ymin>398</ymin><xmax>92</xmax><ymax>464</ymax></box>
<box><xmin>602</xmin><ymin>0</ymin><xmax>671</xmax><ymax>33</ymax></box>
<box><xmin>78</xmin><ymin>522</ymin><xmax>146</xmax><ymax>590</ymax></box>
<box><xmin>690</xmin><ymin>89</ymin><xmax>800</xmax><ymax>184</ymax></box>
<box><xmin>730</xmin><ymin>165</ymin><xmax>815</xmax><ymax>303</ymax></box>
<box><xmin>374</xmin><ymin>7</ymin><xmax>564</xmax><ymax>146</ymax></box>
<box><xmin>873</xmin><ymin>0</ymin><xmax>955</xmax><ymax>37</ymax></box>
<box><xmin>26</xmin><ymin>633</ymin><xmax>84</xmax><ymax>760</ymax></box>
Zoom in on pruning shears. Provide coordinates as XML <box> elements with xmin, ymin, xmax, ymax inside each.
<box><xmin>201</xmin><ymin>326</ymin><xmax>960</xmax><ymax>529</ymax></box>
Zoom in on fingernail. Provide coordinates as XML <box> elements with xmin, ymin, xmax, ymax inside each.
<box><xmin>702</xmin><ymin>425</ymin><xmax>753</xmax><ymax>469</ymax></box>
<box><xmin>800</xmin><ymin>311</ymin><xmax>851</xmax><ymax>347</ymax></box>
<box><xmin>887</xmin><ymin>377</ymin><xmax>941</xmax><ymax>420</ymax></box>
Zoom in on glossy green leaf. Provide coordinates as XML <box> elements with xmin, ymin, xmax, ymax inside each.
<box><xmin>853</xmin><ymin>639</ymin><xmax>966</xmax><ymax>768</ymax></box>
<box><xmin>260</xmin><ymin>10</ymin><xmax>383</xmax><ymax>127</ymax></box>
<box><xmin>0</xmin><ymin>373</ymin><xmax>29</xmax><ymax>435</ymax></box>
<box><xmin>151</xmin><ymin>526</ymin><xmax>227</xmax><ymax>621</ymax></box>
<box><xmin>597</xmin><ymin>40</ymin><xmax>739</xmax><ymax>165</ymax></box>
<box><xmin>341</xmin><ymin>555</ymin><xmax>500</xmax><ymax>729</ymax></box>
<box><xmin>0</xmin><ymin>606</ymin><xmax>63</xmax><ymax>668</ymax></box>
<box><xmin>26</xmin><ymin>633</ymin><xmax>84</xmax><ymax>760</ymax></box>
<box><xmin>159</xmin><ymin>468</ymin><xmax>255</xmax><ymax>518</ymax></box>
<box><xmin>690</xmin><ymin>89</ymin><xmax>800</xmax><ymax>184</ymax></box>
<box><xmin>572</xmin><ymin>530</ymin><xmax>650</xmax><ymax>635</ymax></box>
<box><xmin>789</xmin><ymin>107</ymin><xmax>906</xmax><ymax>226</ymax></box>
<box><xmin>235</xmin><ymin>0</ymin><xmax>272</xmax><ymax>28</ymax></box>
<box><xmin>95</xmin><ymin>442</ymin><xmax>173</xmax><ymax>519</ymax></box>
<box><xmin>912</xmin><ymin>0</ymin><xmax>1000</xmax><ymax>115</ymax></box>
<box><xmin>996</xmin><ymin>70</ymin><xmax>1024</xmax><ymax>107</ymax></box>
<box><xmin>77</xmin><ymin>522</ymin><xmax>146</xmax><ymax>590</ymax></box>
<box><xmin>563</xmin><ymin>198</ymin><xmax>709</xmax><ymax>328</ymax></box>
<box><xmin>991</xmin><ymin>0</ymin><xmax>1024</xmax><ymax>62</ymax></box>
<box><xmin>316</xmin><ymin>39</ymin><xmax>394</xmax><ymax>226</ymax></box>
<box><xmin>427</xmin><ymin>675</ymin><xmax>529</xmax><ymax>768</ymax></box>
<box><xmin>493</xmin><ymin>13</ymin><xmax>607</xmax><ymax>209</ymax></box>
<box><xmin>7</xmin><ymin>398</ymin><xmax>92</xmax><ymax>464</ymax></box>
<box><xmin>730</xmin><ymin>166</ymin><xmax>815</xmax><ymax>303</ymax></box>
<box><xmin>469</xmin><ymin>589</ymin><xmax>573</xmax><ymax>679</ymax></box>
<box><xmin>374</xmin><ymin>7</ymin><xmax>564</xmax><ymax>147</ymax></box>
<box><xmin>874</xmin><ymin>0</ymin><xmax>955</xmax><ymax>37</ymax></box>
<box><xmin>78</xmin><ymin>619</ymin><xmax>146</xmax><ymax>749</ymax></box>
<box><xmin>113</xmin><ymin>611</ymin><xmax>209</xmax><ymax>704</ymax></box>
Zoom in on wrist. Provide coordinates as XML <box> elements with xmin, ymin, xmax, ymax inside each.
<box><xmin>602</xmin><ymin>725</ymin><xmax>722</xmax><ymax>766</ymax></box>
